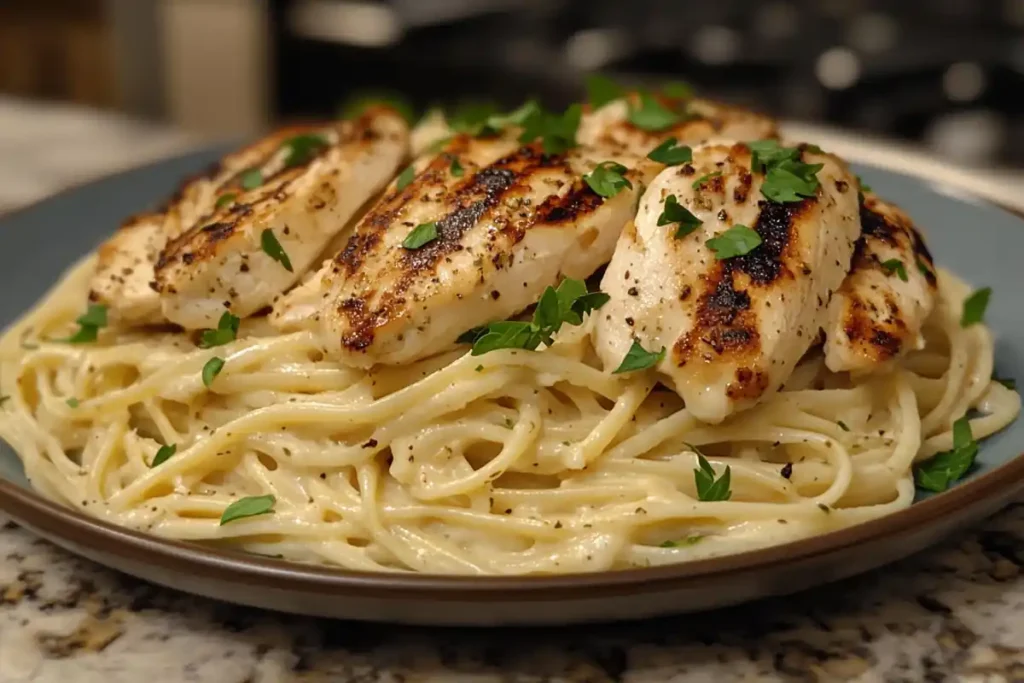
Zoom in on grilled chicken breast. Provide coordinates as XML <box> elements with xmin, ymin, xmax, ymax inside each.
<box><xmin>154</xmin><ymin>106</ymin><xmax>408</xmax><ymax>329</ymax></box>
<box><xmin>593</xmin><ymin>142</ymin><xmax>860</xmax><ymax>423</ymax></box>
<box><xmin>578</xmin><ymin>93</ymin><xmax>778</xmax><ymax>158</ymax></box>
<box><xmin>90</xmin><ymin>159</ymin><xmax>242</xmax><ymax>324</ymax></box>
<box><xmin>824</xmin><ymin>193</ymin><xmax>938</xmax><ymax>373</ymax></box>
<box><xmin>307</xmin><ymin>133</ymin><xmax>658</xmax><ymax>367</ymax></box>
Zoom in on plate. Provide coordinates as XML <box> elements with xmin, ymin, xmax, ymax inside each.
<box><xmin>1</xmin><ymin>146</ymin><xmax>1023</xmax><ymax>626</ymax></box>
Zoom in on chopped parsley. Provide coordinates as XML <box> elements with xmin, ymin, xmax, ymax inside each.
<box><xmin>339</xmin><ymin>92</ymin><xmax>415</xmax><ymax>123</ymax></box>
<box><xmin>916</xmin><ymin>258</ymin><xmax>931</xmax><ymax>278</ymax></box>
<box><xmin>464</xmin><ymin>278</ymin><xmax>609</xmax><ymax>355</ymax></box>
<box><xmin>518</xmin><ymin>103</ymin><xmax>582</xmax><ymax>155</ymax></box>
<box><xmin>627</xmin><ymin>91</ymin><xmax>682</xmax><ymax>132</ymax></box>
<box><xmin>586</xmin><ymin>74</ymin><xmax>626</xmax><ymax>109</ymax></box>
<box><xmin>692</xmin><ymin>171</ymin><xmax>722</xmax><ymax>189</ymax></box>
<box><xmin>761</xmin><ymin>159</ymin><xmax>823</xmax><ymax>203</ymax></box>
<box><xmin>220</xmin><ymin>494</ymin><xmax>276</xmax><ymax>525</ymax></box>
<box><xmin>661</xmin><ymin>535</ymin><xmax>702</xmax><ymax>548</ymax></box>
<box><xmin>646</xmin><ymin>138</ymin><xmax>692</xmax><ymax>165</ymax></box>
<box><xmin>66</xmin><ymin>397</ymin><xmax>80</xmax><ymax>408</ymax></box>
<box><xmin>199</xmin><ymin>312</ymin><xmax>241</xmax><ymax>349</ymax></box>
<box><xmin>661</xmin><ymin>80</ymin><xmax>694</xmax><ymax>99</ymax></box>
<box><xmin>612</xmin><ymin>340</ymin><xmax>665</xmax><ymax>374</ymax></box>
<box><xmin>61</xmin><ymin>304</ymin><xmax>108</xmax><ymax>344</ymax></box>
<box><xmin>707</xmin><ymin>225</ymin><xmax>762</xmax><ymax>259</ymax></box>
<box><xmin>856</xmin><ymin>174</ymin><xmax>872</xmax><ymax>193</ymax></box>
<box><xmin>658</xmin><ymin>194</ymin><xmax>702</xmax><ymax>239</ymax></box>
<box><xmin>240</xmin><ymin>168</ymin><xmax>263</xmax><ymax>190</ymax></box>
<box><xmin>449</xmin><ymin>157</ymin><xmax>465</xmax><ymax>178</ymax></box>
<box><xmin>396</xmin><ymin>165</ymin><xmax>415</xmax><ymax>191</ymax></box>
<box><xmin>151</xmin><ymin>444</ymin><xmax>177</xmax><ymax>468</ymax></box>
<box><xmin>402</xmin><ymin>222</ymin><xmax>439</xmax><ymax>250</ymax></box>
<box><xmin>961</xmin><ymin>287</ymin><xmax>991</xmax><ymax>327</ymax></box>
<box><xmin>694</xmin><ymin>453</ymin><xmax>732</xmax><ymax>501</ymax></box>
<box><xmin>215</xmin><ymin>193</ymin><xmax>236</xmax><ymax>209</ymax></box>
<box><xmin>914</xmin><ymin>415</ymin><xmax>979</xmax><ymax>492</ymax></box>
<box><xmin>747</xmin><ymin>140</ymin><xmax>823</xmax><ymax>203</ymax></box>
<box><xmin>260</xmin><ymin>229</ymin><xmax>293</xmax><ymax>272</ymax></box>
<box><xmin>202</xmin><ymin>357</ymin><xmax>225</xmax><ymax>388</ymax></box>
<box><xmin>880</xmin><ymin>258</ymin><xmax>909</xmax><ymax>282</ymax></box>
<box><xmin>449</xmin><ymin>100</ymin><xmax>541</xmax><ymax>138</ymax></box>
<box><xmin>583</xmin><ymin>161</ymin><xmax>632</xmax><ymax>198</ymax></box>
<box><xmin>281</xmin><ymin>133</ymin><xmax>328</xmax><ymax>169</ymax></box>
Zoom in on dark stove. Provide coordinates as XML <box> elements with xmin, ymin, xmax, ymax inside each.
<box><xmin>269</xmin><ymin>0</ymin><xmax>1024</xmax><ymax>168</ymax></box>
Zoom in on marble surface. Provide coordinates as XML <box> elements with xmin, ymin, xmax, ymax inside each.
<box><xmin>1</xmin><ymin>96</ymin><xmax>1024</xmax><ymax>682</ymax></box>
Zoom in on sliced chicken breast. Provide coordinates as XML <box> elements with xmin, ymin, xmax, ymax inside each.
<box><xmin>578</xmin><ymin>93</ymin><xmax>778</xmax><ymax>158</ymax></box>
<box><xmin>310</xmin><ymin>133</ymin><xmax>658</xmax><ymax>367</ymax></box>
<box><xmin>824</xmin><ymin>193</ymin><xmax>938</xmax><ymax>373</ymax></box>
<box><xmin>89</xmin><ymin>159</ymin><xmax>238</xmax><ymax>324</ymax></box>
<box><xmin>593</xmin><ymin>141</ymin><xmax>860</xmax><ymax>423</ymax></box>
<box><xmin>154</xmin><ymin>106</ymin><xmax>408</xmax><ymax>329</ymax></box>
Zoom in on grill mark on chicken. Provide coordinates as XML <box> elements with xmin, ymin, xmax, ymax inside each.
<box><xmin>333</xmin><ymin>142</ymin><xmax>591</xmax><ymax>353</ymax></box>
<box><xmin>334</xmin><ymin>136</ymin><xmax>475</xmax><ymax>277</ymax></box>
<box><xmin>672</xmin><ymin>197</ymin><xmax>813</xmax><ymax>399</ymax></box>
<box><xmin>733</xmin><ymin>199</ymin><xmax>810</xmax><ymax>285</ymax></box>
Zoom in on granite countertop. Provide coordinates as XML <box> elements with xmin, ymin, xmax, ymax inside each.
<box><xmin>1</xmin><ymin>96</ymin><xmax>1023</xmax><ymax>682</ymax></box>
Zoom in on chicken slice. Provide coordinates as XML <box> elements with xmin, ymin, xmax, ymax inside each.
<box><xmin>89</xmin><ymin>158</ymin><xmax>239</xmax><ymax>324</ymax></box>
<box><xmin>593</xmin><ymin>142</ymin><xmax>861</xmax><ymax>423</ymax></box>
<box><xmin>154</xmin><ymin>106</ymin><xmax>408</xmax><ymax>329</ymax></box>
<box><xmin>313</xmin><ymin>133</ymin><xmax>659</xmax><ymax>367</ymax></box>
<box><xmin>578</xmin><ymin>93</ymin><xmax>779</xmax><ymax>157</ymax></box>
<box><xmin>824</xmin><ymin>193</ymin><xmax>938</xmax><ymax>373</ymax></box>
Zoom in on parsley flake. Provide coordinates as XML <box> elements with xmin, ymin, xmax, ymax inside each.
<box><xmin>260</xmin><ymin>229</ymin><xmax>293</xmax><ymax>272</ymax></box>
<box><xmin>856</xmin><ymin>175</ymin><xmax>872</xmax><ymax>193</ymax></box>
<box><xmin>449</xmin><ymin>157</ymin><xmax>465</xmax><ymax>178</ymax></box>
<box><xmin>707</xmin><ymin>225</ymin><xmax>762</xmax><ymax>259</ymax></box>
<box><xmin>151</xmin><ymin>444</ymin><xmax>177</xmax><ymax>468</ymax></box>
<box><xmin>646</xmin><ymin>138</ymin><xmax>692</xmax><ymax>165</ymax></box>
<box><xmin>220</xmin><ymin>494</ymin><xmax>276</xmax><ymax>525</ymax></box>
<box><xmin>199</xmin><ymin>312</ymin><xmax>241</xmax><ymax>348</ymax></box>
<box><xmin>202</xmin><ymin>357</ymin><xmax>225</xmax><ymax>388</ymax></box>
<box><xmin>340</xmin><ymin>92</ymin><xmax>415</xmax><ymax>123</ymax></box>
<box><xmin>694</xmin><ymin>453</ymin><xmax>732</xmax><ymax>502</ymax></box>
<box><xmin>661</xmin><ymin>535</ymin><xmax>703</xmax><ymax>548</ymax></box>
<box><xmin>612</xmin><ymin>340</ymin><xmax>665</xmax><ymax>374</ymax></box>
<box><xmin>661</xmin><ymin>80</ymin><xmax>694</xmax><ymax>99</ymax></box>
<box><xmin>215</xmin><ymin>193</ymin><xmax>236</xmax><ymax>209</ymax></box>
<box><xmin>584</xmin><ymin>161</ymin><xmax>632</xmax><ymax>198</ymax></box>
<box><xmin>240</xmin><ymin>168</ymin><xmax>263</xmax><ymax>190</ymax></box>
<box><xmin>761</xmin><ymin>159</ymin><xmax>823</xmax><ymax>203</ymax></box>
<box><xmin>518</xmin><ymin>104</ymin><xmax>582</xmax><ymax>155</ymax></box>
<box><xmin>658</xmin><ymin>195</ymin><xmax>702</xmax><ymax>239</ymax></box>
<box><xmin>585</xmin><ymin>74</ymin><xmax>626</xmax><ymax>109</ymax></box>
<box><xmin>748</xmin><ymin>139</ymin><xmax>799</xmax><ymax>173</ymax></box>
<box><xmin>66</xmin><ymin>397</ymin><xmax>80</xmax><ymax>408</ymax></box>
<box><xmin>281</xmin><ymin>133</ymin><xmax>329</xmax><ymax>169</ymax></box>
<box><xmin>627</xmin><ymin>91</ymin><xmax>681</xmax><ymax>132</ymax></box>
<box><xmin>692</xmin><ymin>171</ymin><xmax>722</xmax><ymax>190</ymax></box>
<box><xmin>880</xmin><ymin>258</ymin><xmax>909</xmax><ymax>282</ymax></box>
<box><xmin>61</xmin><ymin>304</ymin><xmax>108</xmax><ymax>344</ymax></box>
<box><xmin>466</xmin><ymin>279</ymin><xmax>609</xmax><ymax>355</ymax></box>
<box><xmin>914</xmin><ymin>415</ymin><xmax>979</xmax><ymax>492</ymax></box>
<box><xmin>403</xmin><ymin>222</ymin><xmax>439</xmax><ymax>250</ymax></box>
<box><xmin>961</xmin><ymin>287</ymin><xmax>991</xmax><ymax>327</ymax></box>
<box><xmin>395</xmin><ymin>165</ymin><xmax>415</xmax><ymax>191</ymax></box>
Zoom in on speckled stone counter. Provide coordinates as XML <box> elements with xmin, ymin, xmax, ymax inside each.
<box><xmin>0</xmin><ymin>506</ymin><xmax>1022</xmax><ymax>682</ymax></box>
<box><xmin>1</xmin><ymin>96</ymin><xmax>1024</xmax><ymax>683</ymax></box>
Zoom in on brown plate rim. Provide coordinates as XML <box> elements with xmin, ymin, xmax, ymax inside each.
<box><xmin>1</xmin><ymin>144</ymin><xmax>1023</xmax><ymax>602</ymax></box>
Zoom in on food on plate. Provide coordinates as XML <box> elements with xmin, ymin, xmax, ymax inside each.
<box><xmin>0</xmin><ymin>80</ymin><xmax>1017</xmax><ymax>575</ymax></box>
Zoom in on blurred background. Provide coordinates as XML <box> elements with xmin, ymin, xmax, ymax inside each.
<box><xmin>1</xmin><ymin>0</ymin><xmax>1022</xmax><ymax>211</ymax></box>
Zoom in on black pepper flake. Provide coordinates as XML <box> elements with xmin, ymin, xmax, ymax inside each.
<box><xmin>625</xmin><ymin>317</ymin><xmax>635</xmax><ymax>326</ymax></box>
<box><xmin>554</xmin><ymin>521</ymin><xmax>563</xmax><ymax>529</ymax></box>
<box><xmin>362</xmin><ymin>438</ymin><xmax>378</xmax><ymax>448</ymax></box>
<box><xmin>490</xmin><ymin>290</ymin><xmax>500</xmax><ymax>300</ymax></box>
<box><xmin>627</xmin><ymin>287</ymin><xmax>639</xmax><ymax>296</ymax></box>
<box><xmin>780</xmin><ymin>463</ymin><xmax>793</xmax><ymax>479</ymax></box>
<box><xmin>817</xmin><ymin>503</ymin><xmax>831</xmax><ymax>513</ymax></box>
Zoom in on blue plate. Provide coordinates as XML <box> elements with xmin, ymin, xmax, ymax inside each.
<box><xmin>0</xmin><ymin>147</ymin><xmax>1021</xmax><ymax>625</ymax></box>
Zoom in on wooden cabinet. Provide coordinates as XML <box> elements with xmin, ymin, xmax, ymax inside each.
<box><xmin>0</xmin><ymin>0</ymin><xmax>117</xmax><ymax>108</ymax></box>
